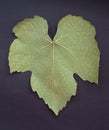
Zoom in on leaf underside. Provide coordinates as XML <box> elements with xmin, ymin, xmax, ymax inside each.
<box><xmin>8</xmin><ymin>15</ymin><xmax>100</xmax><ymax>115</ymax></box>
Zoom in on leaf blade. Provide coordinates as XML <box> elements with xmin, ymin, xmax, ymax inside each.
<box><xmin>9</xmin><ymin>14</ymin><xmax>100</xmax><ymax>115</ymax></box>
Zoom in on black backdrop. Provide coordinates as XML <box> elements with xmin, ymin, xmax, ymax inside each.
<box><xmin>0</xmin><ymin>0</ymin><xmax>109</xmax><ymax>130</ymax></box>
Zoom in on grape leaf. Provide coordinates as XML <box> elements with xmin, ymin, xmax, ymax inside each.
<box><xmin>8</xmin><ymin>15</ymin><xmax>100</xmax><ymax>115</ymax></box>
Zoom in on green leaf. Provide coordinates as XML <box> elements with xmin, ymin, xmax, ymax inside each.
<box><xmin>8</xmin><ymin>15</ymin><xmax>100</xmax><ymax>115</ymax></box>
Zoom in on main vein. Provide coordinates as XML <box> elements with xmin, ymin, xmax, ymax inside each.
<box><xmin>52</xmin><ymin>43</ymin><xmax>55</xmax><ymax>88</ymax></box>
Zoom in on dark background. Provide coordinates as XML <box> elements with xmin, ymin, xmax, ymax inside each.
<box><xmin>0</xmin><ymin>0</ymin><xmax>109</xmax><ymax>130</ymax></box>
